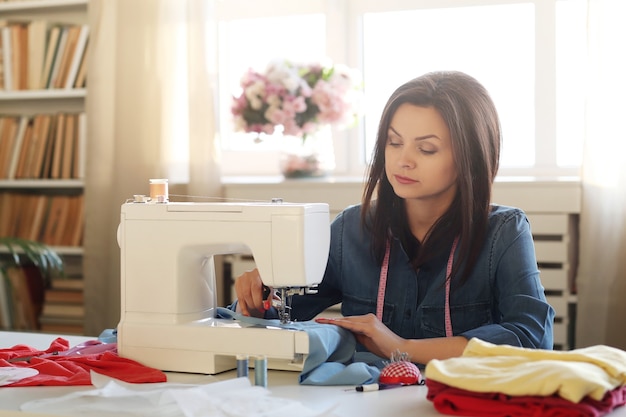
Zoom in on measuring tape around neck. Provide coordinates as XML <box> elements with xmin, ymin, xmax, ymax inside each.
<box><xmin>376</xmin><ymin>236</ymin><xmax>460</xmax><ymax>338</ymax></box>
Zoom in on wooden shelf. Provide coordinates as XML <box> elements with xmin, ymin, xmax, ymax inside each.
<box><xmin>0</xmin><ymin>89</ymin><xmax>86</xmax><ymax>100</ymax></box>
<box><xmin>0</xmin><ymin>0</ymin><xmax>87</xmax><ymax>13</ymax></box>
<box><xmin>0</xmin><ymin>179</ymin><xmax>85</xmax><ymax>189</ymax></box>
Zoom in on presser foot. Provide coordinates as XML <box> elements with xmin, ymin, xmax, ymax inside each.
<box><xmin>277</xmin><ymin>305</ymin><xmax>292</xmax><ymax>324</ymax></box>
<box><xmin>277</xmin><ymin>288</ymin><xmax>294</xmax><ymax>324</ymax></box>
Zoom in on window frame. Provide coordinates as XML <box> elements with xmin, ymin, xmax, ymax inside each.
<box><xmin>215</xmin><ymin>0</ymin><xmax>581</xmax><ymax>178</ymax></box>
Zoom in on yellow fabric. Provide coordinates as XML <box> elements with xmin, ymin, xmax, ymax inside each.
<box><xmin>425</xmin><ymin>338</ymin><xmax>626</xmax><ymax>403</ymax></box>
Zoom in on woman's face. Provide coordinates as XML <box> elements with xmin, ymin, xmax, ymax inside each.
<box><xmin>384</xmin><ymin>104</ymin><xmax>458</xmax><ymax>205</ymax></box>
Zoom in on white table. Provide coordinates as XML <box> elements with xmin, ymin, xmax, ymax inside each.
<box><xmin>1</xmin><ymin>331</ymin><xmax>626</xmax><ymax>417</ymax></box>
<box><xmin>0</xmin><ymin>331</ymin><xmax>436</xmax><ymax>417</ymax></box>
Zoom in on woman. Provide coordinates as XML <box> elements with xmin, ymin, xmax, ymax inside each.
<box><xmin>234</xmin><ymin>71</ymin><xmax>554</xmax><ymax>365</ymax></box>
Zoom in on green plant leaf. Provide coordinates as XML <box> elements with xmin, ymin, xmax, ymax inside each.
<box><xmin>0</xmin><ymin>237</ymin><xmax>64</xmax><ymax>284</ymax></box>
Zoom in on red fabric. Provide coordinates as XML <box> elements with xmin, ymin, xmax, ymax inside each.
<box><xmin>425</xmin><ymin>379</ymin><xmax>626</xmax><ymax>417</ymax></box>
<box><xmin>0</xmin><ymin>337</ymin><xmax>70</xmax><ymax>360</ymax></box>
<box><xmin>0</xmin><ymin>338</ymin><xmax>166</xmax><ymax>386</ymax></box>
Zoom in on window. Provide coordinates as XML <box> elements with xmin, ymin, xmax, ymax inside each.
<box><xmin>217</xmin><ymin>12</ymin><xmax>326</xmax><ymax>152</ymax></box>
<box><xmin>556</xmin><ymin>0</ymin><xmax>587</xmax><ymax>168</ymax></box>
<box><xmin>215</xmin><ymin>0</ymin><xmax>586</xmax><ymax>178</ymax></box>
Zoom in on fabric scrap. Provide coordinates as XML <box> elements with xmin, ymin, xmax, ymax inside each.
<box><xmin>0</xmin><ymin>338</ymin><xmax>166</xmax><ymax>387</ymax></box>
<box><xmin>20</xmin><ymin>372</ymin><xmax>339</xmax><ymax>417</ymax></box>
<box><xmin>0</xmin><ymin>367</ymin><xmax>38</xmax><ymax>386</ymax></box>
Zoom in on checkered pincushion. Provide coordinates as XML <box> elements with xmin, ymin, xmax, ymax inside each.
<box><xmin>379</xmin><ymin>361</ymin><xmax>424</xmax><ymax>385</ymax></box>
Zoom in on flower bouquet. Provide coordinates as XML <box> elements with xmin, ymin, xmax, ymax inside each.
<box><xmin>231</xmin><ymin>60</ymin><xmax>359</xmax><ymax>177</ymax></box>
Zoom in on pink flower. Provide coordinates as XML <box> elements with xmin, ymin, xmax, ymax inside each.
<box><xmin>231</xmin><ymin>60</ymin><xmax>360</xmax><ymax>140</ymax></box>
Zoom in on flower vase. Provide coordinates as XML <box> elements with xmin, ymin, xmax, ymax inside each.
<box><xmin>279</xmin><ymin>131</ymin><xmax>335</xmax><ymax>179</ymax></box>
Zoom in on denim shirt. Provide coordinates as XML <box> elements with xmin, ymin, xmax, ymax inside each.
<box><xmin>286</xmin><ymin>204</ymin><xmax>555</xmax><ymax>350</ymax></box>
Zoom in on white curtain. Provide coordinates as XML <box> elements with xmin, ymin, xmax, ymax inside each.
<box><xmin>84</xmin><ymin>0</ymin><xmax>220</xmax><ymax>335</ymax></box>
<box><xmin>576</xmin><ymin>0</ymin><xmax>626</xmax><ymax>349</ymax></box>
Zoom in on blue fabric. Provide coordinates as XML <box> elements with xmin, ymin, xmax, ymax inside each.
<box><xmin>216</xmin><ymin>308</ymin><xmax>380</xmax><ymax>385</ymax></box>
<box><xmin>271</xmin><ymin>204</ymin><xmax>554</xmax><ymax>351</ymax></box>
<box><xmin>98</xmin><ymin>329</ymin><xmax>117</xmax><ymax>343</ymax></box>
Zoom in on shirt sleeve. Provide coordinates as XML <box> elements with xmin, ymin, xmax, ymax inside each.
<box><xmin>460</xmin><ymin>208</ymin><xmax>555</xmax><ymax>349</ymax></box>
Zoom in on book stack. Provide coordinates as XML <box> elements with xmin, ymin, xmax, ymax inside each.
<box><xmin>0</xmin><ymin>193</ymin><xmax>84</xmax><ymax>247</ymax></box>
<box><xmin>0</xmin><ymin>19</ymin><xmax>88</xmax><ymax>90</ymax></box>
<box><xmin>39</xmin><ymin>258</ymin><xmax>84</xmax><ymax>335</ymax></box>
<box><xmin>0</xmin><ymin>112</ymin><xmax>86</xmax><ymax>180</ymax></box>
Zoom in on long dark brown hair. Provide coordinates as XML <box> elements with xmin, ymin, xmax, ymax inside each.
<box><xmin>361</xmin><ymin>71</ymin><xmax>501</xmax><ymax>283</ymax></box>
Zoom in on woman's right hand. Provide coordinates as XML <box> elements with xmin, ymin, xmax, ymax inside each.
<box><xmin>234</xmin><ymin>268</ymin><xmax>267</xmax><ymax>317</ymax></box>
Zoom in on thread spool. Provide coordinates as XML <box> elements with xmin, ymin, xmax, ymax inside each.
<box><xmin>254</xmin><ymin>356</ymin><xmax>267</xmax><ymax>387</ymax></box>
<box><xmin>236</xmin><ymin>355</ymin><xmax>249</xmax><ymax>378</ymax></box>
<box><xmin>149</xmin><ymin>179</ymin><xmax>168</xmax><ymax>202</ymax></box>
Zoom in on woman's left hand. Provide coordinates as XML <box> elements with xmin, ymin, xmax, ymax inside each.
<box><xmin>315</xmin><ymin>313</ymin><xmax>405</xmax><ymax>359</ymax></box>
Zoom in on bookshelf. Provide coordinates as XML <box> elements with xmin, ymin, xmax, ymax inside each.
<box><xmin>0</xmin><ymin>0</ymin><xmax>88</xmax><ymax>334</ymax></box>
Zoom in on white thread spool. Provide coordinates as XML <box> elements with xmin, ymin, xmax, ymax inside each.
<box><xmin>149</xmin><ymin>179</ymin><xmax>168</xmax><ymax>202</ymax></box>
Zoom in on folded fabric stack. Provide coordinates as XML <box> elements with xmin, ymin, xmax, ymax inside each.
<box><xmin>425</xmin><ymin>338</ymin><xmax>626</xmax><ymax>417</ymax></box>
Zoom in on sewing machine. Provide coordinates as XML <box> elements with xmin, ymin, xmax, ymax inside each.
<box><xmin>117</xmin><ymin>198</ymin><xmax>330</xmax><ymax>374</ymax></box>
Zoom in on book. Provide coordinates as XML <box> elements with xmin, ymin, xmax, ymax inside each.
<box><xmin>14</xmin><ymin>193</ymin><xmax>35</xmax><ymax>239</ymax></box>
<box><xmin>13</xmin><ymin>116</ymin><xmax>34</xmax><ymax>178</ymax></box>
<box><xmin>28</xmin><ymin>113</ymin><xmax>52</xmax><ymax>178</ymax></box>
<box><xmin>0</xmin><ymin>20</ymin><xmax>6</xmax><ymax>90</ymax></box>
<box><xmin>1</xmin><ymin>25</ymin><xmax>11</xmax><ymax>90</ymax></box>
<box><xmin>49</xmin><ymin>112</ymin><xmax>65</xmax><ymax>178</ymax></box>
<box><xmin>27</xmin><ymin>19</ymin><xmax>48</xmax><ymax>90</ymax></box>
<box><xmin>44</xmin><ymin>287</ymin><xmax>84</xmax><ymax>304</ymax></box>
<box><xmin>73</xmin><ymin>39</ymin><xmax>87</xmax><ymax>88</ymax></box>
<box><xmin>60</xmin><ymin>112</ymin><xmax>75</xmax><ymax>179</ymax></box>
<box><xmin>74</xmin><ymin>112</ymin><xmax>86</xmax><ymax>178</ymax></box>
<box><xmin>0</xmin><ymin>192</ymin><xmax>13</xmax><ymax>237</ymax></box>
<box><xmin>46</xmin><ymin>25</ymin><xmax>67</xmax><ymax>89</ymax></box>
<box><xmin>64</xmin><ymin>24</ymin><xmax>88</xmax><ymax>89</ymax></box>
<box><xmin>41</xmin><ymin>302</ymin><xmax>84</xmax><ymax>319</ymax></box>
<box><xmin>51</xmin><ymin>196</ymin><xmax>70</xmax><ymax>246</ymax></box>
<box><xmin>59</xmin><ymin>194</ymin><xmax>77</xmax><ymax>246</ymax></box>
<box><xmin>41</xmin><ymin>195</ymin><xmax>65</xmax><ymax>245</ymax></box>
<box><xmin>28</xmin><ymin>194</ymin><xmax>47</xmax><ymax>241</ymax></box>
<box><xmin>0</xmin><ymin>116</ymin><xmax>18</xmax><ymax>178</ymax></box>
<box><xmin>39</xmin><ymin>113</ymin><xmax>57</xmax><ymax>178</ymax></box>
<box><xmin>53</xmin><ymin>25</ymin><xmax>80</xmax><ymax>89</ymax></box>
<box><xmin>40</xmin><ymin>25</ymin><xmax>61</xmax><ymax>89</ymax></box>
<box><xmin>6</xmin><ymin>115</ymin><xmax>29</xmax><ymax>179</ymax></box>
<box><xmin>20</xmin><ymin>114</ymin><xmax>43</xmax><ymax>178</ymax></box>
<box><xmin>10</xmin><ymin>23</ymin><xmax>27</xmax><ymax>90</ymax></box>
<box><xmin>50</xmin><ymin>277</ymin><xmax>84</xmax><ymax>291</ymax></box>
<box><xmin>69</xmin><ymin>194</ymin><xmax>84</xmax><ymax>246</ymax></box>
<box><xmin>0</xmin><ymin>26</ymin><xmax>4</xmax><ymax>89</ymax></box>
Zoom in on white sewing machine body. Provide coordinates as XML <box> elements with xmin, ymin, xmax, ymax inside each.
<box><xmin>117</xmin><ymin>200</ymin><xmax>330</xmax><ymax>374</ymax></box>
